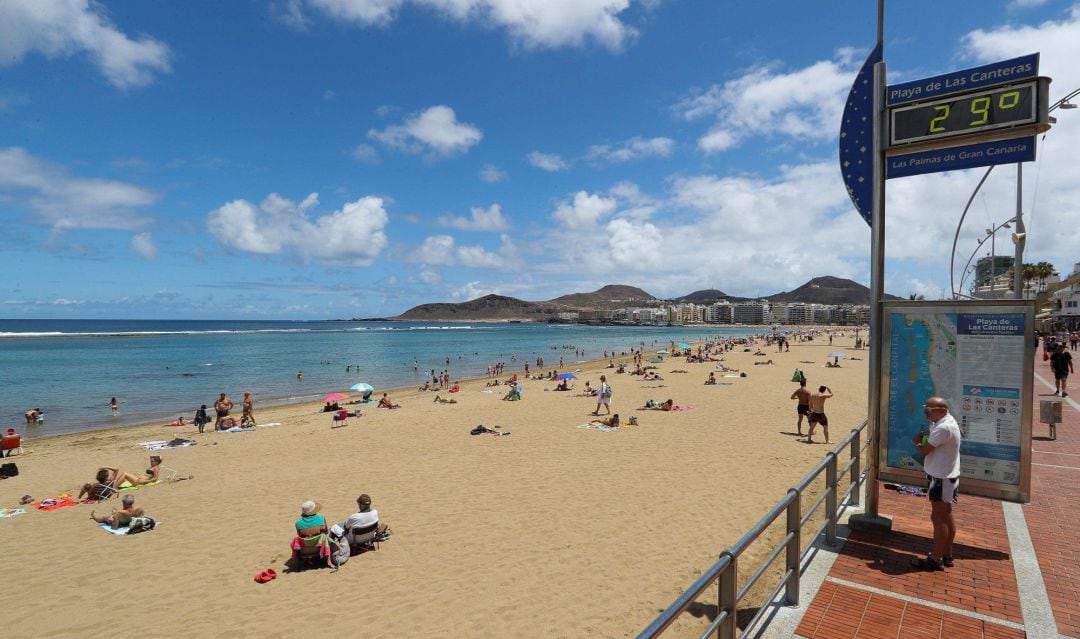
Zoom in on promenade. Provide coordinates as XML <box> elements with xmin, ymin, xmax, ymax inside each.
<box><xmin>769</xmin><ymin>355</ymin><xmax>1079</xmax><ymax>639</ymax></box>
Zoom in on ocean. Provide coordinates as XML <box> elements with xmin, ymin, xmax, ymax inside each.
<box><xmin>0</xmin><ymin>319</ymin><xmax>761</xmax><ymax>436</ymax></box>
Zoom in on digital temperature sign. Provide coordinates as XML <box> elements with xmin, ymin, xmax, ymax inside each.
<box><xmin>890</xmin><ymin>81</ymin><xmax>1037</xmax><ymax>146</ymax></box>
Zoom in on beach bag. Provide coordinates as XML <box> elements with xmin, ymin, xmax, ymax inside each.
<box><xmin>791</xmin><ymin>369</ymin><xmax>806</xmax><ymax>383</ymax></box>
<box><xmin>127</xmin><ymin>517</ymin><xmax>155</xmax><ymax>534</ymax></box>
<box><xmin>1</xmin><ymin>463</ymin><xmax>18</xmax><ymax>477</ymax></box>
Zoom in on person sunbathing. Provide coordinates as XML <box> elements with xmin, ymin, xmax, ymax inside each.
<box><xmin>112</xmin><ymin>455</ymin><xmax>163</xmax><ymax>487</ymax></box>
<box><xmin>589</xmin><ymin>414</ymin><xmax>620</xmax><ymax>428</ymax></box>
<box><xmin>485</xmin><ymin>379</ymin><xmax>501</xmax><ymax>387</ymax></box>
<box><xmin>643</xmin><ymin>372</ymin><xmax>664</xmax><ymax>381</ymax></box>
<box><xmin>704</xmin><ymin>372</ymin><xmax>717</xmax><ymax>385</ymax></box>
<box><xmin>79</xmin><ymin>467</ymin><xmax>121</xmax><ymax>501</ymax></box>
<box><xmin>554</xmin><ymin>379</ymin><xmax>571</xmax><ymax>391</ymax></box>
<box><xmin>433</xmin><ymin>395</ymin><xmax>458</xmax><ymax>404</ymax></box>
<box><xmin>579</xmin><ymin>381</ymin><xmax>597</xmax><ymax>396</ymax></box>
<box><xmin>91</xmin><ymin>494</ymin><xmax>143</xmax><ymax>529</ymax></box>
<box><xmin>165</xmin><ymin>416</ymin><xmax>186</xmax><ymax>427</ymax></box>
<box><xmin>641</xmin><ymin>399</ymin><xmax>674</xmax><ymax>411</ymax></box>
<box><xmin>753</xmin><ymin>360</ymin><xmax>775</xmax><ymax>366</ymax></box>
<box><xmin>418</xmin><ymin>381</ymin><xmax>432</xmax><ymax>391</ymax></box>
<box><xmin>378</xmin><ymin>393</ymin><xmax>401</xmax><ymax>409</ymax></box>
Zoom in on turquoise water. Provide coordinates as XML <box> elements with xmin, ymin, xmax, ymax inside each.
<box><xmin>0</xmin><ymin>320</ymin><xmax>759</xmax><ymax>436</ymax></box>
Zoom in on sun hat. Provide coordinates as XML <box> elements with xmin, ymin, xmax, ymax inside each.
<box><xmin>301</xmin><ymin>500</ymin><xmax>321</xmax><ymax>516</ymax></box>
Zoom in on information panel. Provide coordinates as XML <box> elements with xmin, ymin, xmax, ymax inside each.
<box><xmin>878</xmin><ymin>300</ymin><xmax>1033</xmax><ymax>502</ymax></box>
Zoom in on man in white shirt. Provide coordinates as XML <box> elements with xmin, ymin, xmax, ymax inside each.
<box><xmin>344</xmin><ymin>494</ymin><xmax>389</xmax><ymax>548</ymax></box>
<box><xmin>910</xmin><ymin>396</ymin><xmax>962</xmax><ymax>571</ymax></box>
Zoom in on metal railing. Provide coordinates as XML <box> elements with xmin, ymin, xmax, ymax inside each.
<box><xmin>638</xmin><ymin>419</ymin><xmax>870</xmax><ymax>639</ymax></box>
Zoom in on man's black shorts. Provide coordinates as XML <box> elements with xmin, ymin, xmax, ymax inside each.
<box><xmin>927</xmin><ymin>475</ymin><xmax>959</xmax><ymax>505</ymax></box>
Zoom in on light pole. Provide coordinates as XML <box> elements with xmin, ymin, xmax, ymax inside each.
<box><xmin>958</xmin><ymin>217</ymin><xmax>1017</xmax><ymax>295</ymax></box>
<box><xmin>950</xmin><ymin>87</ymin><xmax>1080</xmax><ymax>299</ymax></box>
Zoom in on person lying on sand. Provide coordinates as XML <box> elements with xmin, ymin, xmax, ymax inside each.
<box><xmin>91</xmin><ymin>494</ymin><xmax>143</xmax><ymax>529</ymax></box>
<box><xmin>378</xmin><ymin>393</ymin><xmax>401</xmax><ymax>409</ymax></box>
<box><xmin>641</xmin><ymin>399</ymin><xmax>674</xmax><ymax>411</ymax></box>
<box><xmin>754</xmin><ymin>360</ymin><xmax>775</xmax><ymax>366</ymax></box>
<box><xmin>589</xmin><ymin>414</ymin><xmax>620</xmax><ymax>428</ymax></box>
<box><xmin>485</xmin><ymin>379</ymin><xmax>501</xmax><ymax>386</ymax></box>
<box><xmin>642</xmin><ymin>372</ymin><xmax>664</xmax><ymax>381</ymax></box>
<box><xmin>432</xmin><ymin>395</ymin><xmax>458</xmax><ymax>404</ymax></box>
<box><xmin>669</xmin><ymin>369</ymin><xmax>688</xmax><ymax>374</ymax></box>
<box><xmin>165</xmin><ymin>416</ymin><xmax>186</xmax><ymax>427</ymax></box>
<box><xmin>112</xmin><ymin>455</ymin><xmax>162</xmax><ymax>487</ymax></box>
<box><xmin>79</xmin><ymin>467</ymin><xmax>121</xmax><ymax>501</ymax></box>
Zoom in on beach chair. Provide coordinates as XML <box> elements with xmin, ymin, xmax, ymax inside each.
<box><xmin>1</xmin><ymin>434</ymin><xmax>23</xmax><ymax>457</ymax></box>
<box><xmin>291</xmin><ymin>534</ymin><xmax>334</xmax><ymax>570</ymax></box>
<box><xmin>349</xmin><ymin>521</ymin><xmax>382</xmax><ymax>554</ymax></box>
<box><xmin>331</xmin><ymin>409</ymin><xmax>348</xmax><ymax>428</ymax></box>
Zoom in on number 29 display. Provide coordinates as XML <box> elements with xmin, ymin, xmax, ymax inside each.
<box><xmin>890</xmin><ymin>81</ymin><xmax>1036</xmax><ymax>146</ymax></box>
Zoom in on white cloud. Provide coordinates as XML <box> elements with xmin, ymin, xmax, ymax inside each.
<box><xmin>352</xmin><ymin>144</ymin><xmax>379</xmax><ymax>163</ymax></box>
<box><xmin>323</xmin><ymin>89</ymin><xmax>336</xmax><ymax>100</ymax></box>
<box><xmin>962</xmin><ymin>6</ymin><xmax>1080</xmax><ymax>93</ymax></box>
<box><xmin>479</xmin><ymin>164</ymin><xmax>508</xmax><ymax>183</ymax></box>
<box><xmin>0</xmin><ymin>0</ymin><xmax>172</xmax><ymax>88</ymax></box>
<box><xmin>206</xmin><ymin>192</ymin><xmax>390</xmax><ymax>266</ymax></box>
<box><xmin>553</xmin><ymin>191</ymin><xmax>617</xmax><ymax>229</ymax></box>
<box><xmin>586</xmin><ymin>136</ymin><xmax>674</xmax><ymax>163</ymax></box>
<box><xmin>527</xmin><ymin>151</ymin><xmax>569</xmax><ymax>171</ymax></box>
<box><xmin>368</xmin><ymin>105</ymin><xmax>482</xmax><ymax>158</ymax></box>
<box><xmin>0</xmin><ymin>146</ymin><xmax>157</xmax><ymax>230</ymax></box>
<box><xmin>673</xmin><ymin>52</ymin><xmax>856</xmax><ymax>154</ymax></box>
<box><xmin>437</xmin><ymin>203</ymin><xmax>509</xmax><ymax>231</ymax></box>
<box><xmin>411</xmin><ymin>232</ymin><xmax>516</xmax><ymax>269</ymax></box>
<box><xmin>131</xmin><ymin>232</ymin><xmax>157</xmax><ymax>260</ymax></box>
<box><xmin>453</xmin><ymin>281</ymin><xmax>496</xmax><ymax>301</ymax></box>
<box><xmin>285</xmin><ymin>0</ymin><xmax>637</xmax><ymax>50</ymax></box>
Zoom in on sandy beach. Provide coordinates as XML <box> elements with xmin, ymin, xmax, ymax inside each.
<box><xmin>0</xmin><ymin>334</ymin><xmax>867</xmax><ymax>638</ymax></box>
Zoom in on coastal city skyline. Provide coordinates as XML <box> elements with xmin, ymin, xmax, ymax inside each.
<box><xmin>2</xmin><ymin>1</ymin><xmax>1079</xmax><ymax>319</ymax></box>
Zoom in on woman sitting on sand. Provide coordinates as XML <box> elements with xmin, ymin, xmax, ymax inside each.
<box><xmin>378</xmin><ymin>393</ymin><xmax>401</xmax><ymax>409</ymax></box>
<box><xmin>554</xmin><ymin>379</ymin><xmax>571</xmax><ymax>391</ymax></box>
<box><xmin>704</xmin><ymin>372</ymin><xmax>717</xmax><ymax>385</ymax></box>
<box><xmin>641</xmin><ymin>399</ymin><xmax>674</xmax><ymax>411</ymax></box>
<box><xmin>112</xmin><ymin>455</ymin><xmax>163</xmax><ymax>487</ymax></box>
<box><xmin>432</xmin><ymin>395</ymin><xmax>458</xmax><ymax>404</ymax></box>
<box><xmin>78</xmin><ymin>467</ymin><xmax>122</xmax><ymax>501</ymax></box>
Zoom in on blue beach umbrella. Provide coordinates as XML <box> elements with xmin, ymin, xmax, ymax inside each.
<box><xmin>556</xmin><ymin>372</ymin><xmax>577</xmax><ymax>380</ymax></box>
<box><xmin>678</xmin><ymin>343</ymin><xmax>690</xmax><ymax>349</ymax></box>
<box><xmin>350</xmin><ymin>383</ymin><xmax>374</xmax><ymax>392</ymax></box>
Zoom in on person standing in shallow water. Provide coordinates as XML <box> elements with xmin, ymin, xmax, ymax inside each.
<box><xmin>109</xmin><ymin>397</ymin><xmax>119</xmax><ymax>416</ymax></box>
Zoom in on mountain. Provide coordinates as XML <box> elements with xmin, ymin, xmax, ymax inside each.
<box><xmin>675</xmin><ymin>289</ymin><xmax>747</xmax><ymax>303</ymax></box>
<box><xmin>547</xmin><ymin>284</ymin><xmax>656</xmax><ymax>309</ymax></box>
<box><xmin>395</xmin><ymin>294</ymin><xmax>554</xmax><ymax>321</ymax></box>
<box><xmin>766</xmin><ymin>276</ymin><xmax>898</xmax><ymax>305</ymax></box>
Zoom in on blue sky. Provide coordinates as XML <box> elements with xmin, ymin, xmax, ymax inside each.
<box><xmin>2</xmin><ymin>0</ymin><xmax>1079</xmax><ymax>319</ymax></box>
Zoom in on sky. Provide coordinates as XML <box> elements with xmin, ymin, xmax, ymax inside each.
<box><xmin>1</xmin><ymin>0</ymin><xmax>1079</xmax><ymax>319</ymax></box>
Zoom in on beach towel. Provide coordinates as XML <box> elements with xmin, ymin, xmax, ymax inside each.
<box><xmin>256</xmin><ymin>422</ymin><xmax>282</xmax><ymax>428</ymax></box>
<box><xmin>671</xmin><ymin>405</ymin><xmax>693</xmax><ymax>411</ymax></box>
<box><xmin>119</xmin><ymin>480</ymin><xmax>161</xmax><ymax>491</ymax></box>
<box><xmin>722</xmin><ymin>374</ymin><xmax>741</xmax><ymax>378</ymax></box>
<box><xmin>0</xmin><ymin>508</ymin><xmax>26</xmax><ymax>518</ymax></box>
<box><xmin>290</xmin><ymin>534</ymin><xmax>333</xmax><ymax>567</ymax></box>
<box><xmin>225</xmin><ymin>426</ymin><xmax>255</xmax><ymax>433</ymax></box>
<box><xmin>98</xmin><ymin>520</ymin><xmax>162</xmax><ymax>535</ymax></box>
<box><xmin>577</xmin><ymin>423</ymin><xmax>620</xmax><ymax>432</ymax></box>
<box><xmin>139</xmin><ymin>438</ymin><xmax>196</xmax><ymax>451</ymax></box>
<box><xmin>33</xmin><ymin>496</ymin><xmax>80</xmax><ymax>511</ymax></box>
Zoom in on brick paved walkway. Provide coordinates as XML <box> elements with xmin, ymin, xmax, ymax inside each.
<box><xmin>792</xmin><ymin>354</ymin><xmax>1080</xmax><ymax>639</ymax></box>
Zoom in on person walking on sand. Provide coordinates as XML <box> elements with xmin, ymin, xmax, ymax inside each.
<box><xmin>791</xmin><ymin>380</ymin><xmax>811</xmax><ymax>436</ymax></box>
<box><xmin>805</xmin><ymin>385</ymin><xmax>833</xmax><ymax>444</ymax></box>
<box><xmin>910</xmin><ymin>397</ymin><xmax>961</xmax><ymax>571</ymax></box>
<box><xmin>214</xmin><ymin>393</ymin><xmax>233</xmax><ymax>430</ymax></box>
<box><xmin>109</xmin><ymin>397</ymin><xmax>119</xmax><ymax>416</ymax></box>
<box><xmin>594</xmin><ymin>375</ymin><xmax>612</xmax><ymax>416</ymax></box>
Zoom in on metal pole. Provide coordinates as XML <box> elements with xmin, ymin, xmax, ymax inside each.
<box><xmin>1014</xmin><ymin>163</ymin><xmax>1026</xmax><ymax>299</ymax></box>
<box><xmin>949</xmin><ymin>167</ymin><xmax>995</xmax><ymax>298</ymax></box>
<box><xmin>990</xmin><ymin>229</ymin><xmax>996</xmax><ymax>296</ymax></box>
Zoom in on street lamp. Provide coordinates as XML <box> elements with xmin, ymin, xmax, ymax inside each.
<box><xmin>949</xmin><ymin>86</ymin><xmax>1080</xmax><ymax>299</ymax></box>
<box><xmin>957</xmin><ymin>217</ymin><xmax>1017</xmax><ymax>295</ymax></box>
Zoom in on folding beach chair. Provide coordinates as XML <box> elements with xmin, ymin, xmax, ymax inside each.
<box><xmin>1</xmin><ymin>434</ymin><xmax>24</xmax><ymax>457</ymax></box>
<box><xmin>349</xmin><ymin>521</ymin><xmax>384</xmax><ymax>554</ymax></box>
<box><xmin>331</xmin><ymin>409</ymin><xmax>349</xmax><ymax>428</ymax></box>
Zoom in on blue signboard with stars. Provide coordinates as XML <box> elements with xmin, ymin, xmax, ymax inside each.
<box><xmin>838</xmin><ymin>43</ymin><xmax>881</xmax><ymax>227</ymax></box>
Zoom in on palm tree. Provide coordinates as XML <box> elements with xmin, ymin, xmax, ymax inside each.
<box><xmin>1032</xmin><ymin>261</ymin><xmax>1056</xmax><ymax>291</ymax></box>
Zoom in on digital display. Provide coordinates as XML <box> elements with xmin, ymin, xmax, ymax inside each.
<box><xmin>890</xmin><ymin>82</ymin><xmax>1036</xmax><ymax>146</ymax></box>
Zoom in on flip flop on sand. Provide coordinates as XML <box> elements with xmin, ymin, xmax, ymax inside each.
<box><xmin>254</xmin><ymin>568</ymin><xmax>277</xmax><ymax>583</ymax></box>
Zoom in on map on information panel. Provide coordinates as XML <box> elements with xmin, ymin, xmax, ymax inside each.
<box><xmin>881</xmin><ymin>304</ymin><xmax>1031</xmax><ymax>495</ymax></box>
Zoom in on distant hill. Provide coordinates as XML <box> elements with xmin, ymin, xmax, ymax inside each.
<box><xmin>390</xmin><ymin>277</ymin><xmax>891</xmax><ymax>320</ymax></box>
<box><xmin>675</xmin><ymin>289</ymin><xmax>748</xmax><ymax>304</ymax></box>
<box><xmin>766</xmin><ymin>276</ymin><xmax>898</xmax><ymax>305</ymax></box>
<box><xmin>547</xmin><ymin>284</ymin><xmax>656</xmax><ymax>309</ymax></box>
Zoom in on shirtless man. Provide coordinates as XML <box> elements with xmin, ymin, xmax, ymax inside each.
<box><xmin>91</xmin><ymin>494</ymin><xmax>144</xmax><ymax>529</ymax></box>
<box><xmin>790</xmin><ymin>379</ymin><xmax>811</xmax><ymax>436</ymax></box>
<box><xmin>805</xmin><ymin>385</ymin><xmax>834</xmax><ymax>444</ymax></box>
<box><xmin>214</xmin><ymin>392</ymin><xmax>233</xmax><ymax>430</ymax></box>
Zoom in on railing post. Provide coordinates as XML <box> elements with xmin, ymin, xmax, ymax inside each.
<box><xmin>717</xmin><ymin>551</ymin><xmax>737</xmax><ymax>639</ymax></box>
<box><xmin>825</xmin><ymin>452</ymin><xmax>838</xmax><ymax>545</ymax></box>
<box><xmin>784</xmin><ymin>489</ymin><xmax>801</xmax><ymax>606</ymax></box>
<box><xmin>850</xmin><ymin>428</ymin><xmax>862</xmax><ymax>506</ymax></box>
